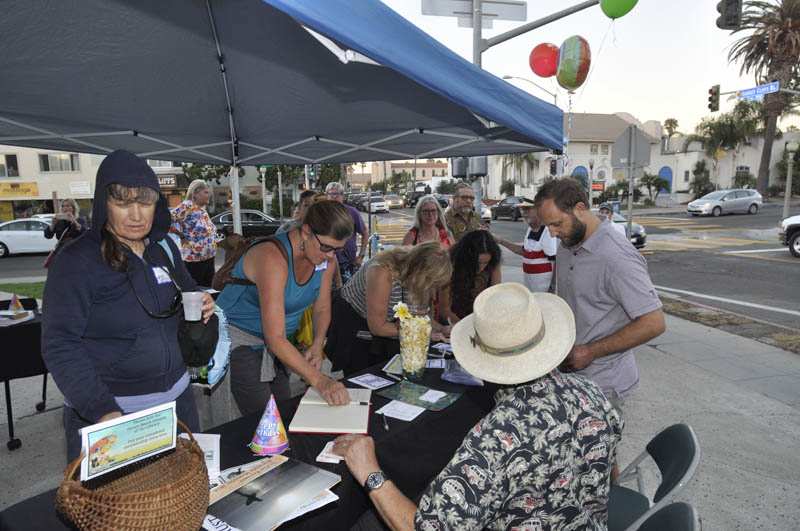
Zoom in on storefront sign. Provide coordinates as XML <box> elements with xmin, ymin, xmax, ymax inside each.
<box><xmin>592</xmin><ymin>180</ymin><xmax>605</xmax><ymax>192</ymax></box>
<box><xmin>158</xmin><ymin>175</ymin><xmax>177</xmax><ymax>189</ymax></box>
<box><xmin>0</xmin><ymin>182</ymin><xmax>39</xmax><ymax>198</ymax></box>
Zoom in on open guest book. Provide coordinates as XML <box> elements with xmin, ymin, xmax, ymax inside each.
<box><xmin>288</xmin><ymin>387</ymin><xmax>372</xmax><ymax>435</ymax></box>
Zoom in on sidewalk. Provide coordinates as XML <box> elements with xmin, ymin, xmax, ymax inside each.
<box><xmin>2</xmin><ymin>282</ymin><xmax>800</xmax><ymax>529</ymax></box>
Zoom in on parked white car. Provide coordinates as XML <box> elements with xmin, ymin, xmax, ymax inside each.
<box><xmin>686</xmin><ymin>189</ymin><xmax>762</xmax><ymax>217</ymax></box>
<box><xmin>779</xmin><ymin>214</ymin><xmax>800</xmax><ymax>258</ymax></box>
<box><xmin>0</xmin><ymin>218</ymin><xmax>57</xmax><ymax>257</ymax></box>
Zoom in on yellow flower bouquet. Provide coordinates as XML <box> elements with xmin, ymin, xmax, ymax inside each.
<box><xmin>393</xmin><ymin>302</ymin><xmax>431</xmax><ymax>380</ymax></box>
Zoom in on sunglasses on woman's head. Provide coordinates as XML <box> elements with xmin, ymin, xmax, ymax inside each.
<box><xmin>312</xmin><ymin>231</ymin><xmax>345</xmax><ymax>253</ymax></box>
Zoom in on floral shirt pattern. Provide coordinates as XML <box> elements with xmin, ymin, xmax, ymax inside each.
<box><xmin>170</xmin><ymin>200</ymin><xmax>217</xmax><ymax>262</ymax></box>
<box><xmin>414</xmin><ymin>371</ymin><xmax>623</xmax><ymax>531</ymax></box>
<box><xmin>444</xmin><ymin>207</ymin><xmax>481</xmax><ymax>242</ymax></box>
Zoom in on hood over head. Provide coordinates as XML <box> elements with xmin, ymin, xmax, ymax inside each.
<box><xmin>89</xmin><ymin>150</ymin><xmax>170</xmax><ymax>242</ymax></box>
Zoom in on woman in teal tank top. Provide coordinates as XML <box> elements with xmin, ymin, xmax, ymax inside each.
<box><xmin>217</xmin><ymin>201</ymin><xmax>354</xmax><ymax>414</ymax></box>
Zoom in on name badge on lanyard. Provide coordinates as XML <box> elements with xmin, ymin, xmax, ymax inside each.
<box><xmin>152</xmin><ymin>266</ymin><xmax>172</xmax><ymax>285</ymax></box>
<box><xmin>314</xmin><ymin>260</ymin><xmax>328</xmax><ymax>272</ymax></box>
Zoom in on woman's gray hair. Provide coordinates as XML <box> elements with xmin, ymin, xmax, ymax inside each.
<box><xmin>60</xmin><ymin>198</ymin><xmax>80</xmax><ymax>218</ymax></box>
<box><xmin>412</xmin><ymin>195</ymin><xmax>451</xmax><ymax>237</ymax></box>
<box><xmin>325</xmin><ymin>182</ymin><xmax>345</xmax><ymax>195</ymax></box>
<box><xmin>186</xmin><ymin>179</ymin><xmax>209</xmax><ymax>202</ymax></box>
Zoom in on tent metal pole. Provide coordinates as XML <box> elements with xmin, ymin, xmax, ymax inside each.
<box><xmin>136</xmin><ymin>133</ymin><xmax>231</xmax><ymax>163</ymax></box>
<box><xmin>0</xmin><ymin>130</ymin><xmax>133</xmax><ymax>142</ymax></box>
<box><xmin>0</xmin><ymin>115</ymin><xmax>115</xmax><ymax>153</ymax></box>
<box><xmin>206</xmin><ymin>0</ymin><xmax>242</xmax><ymax>234</ymax></box>
<box><xmin>238</xmin><ymin>137</ymin><xmax>318</xmax><ymax>164</ymax></box>
<box><xmin>139</xmin><ymin>141</ymin><xmax>230</xmax><ymax>158</ymax></box>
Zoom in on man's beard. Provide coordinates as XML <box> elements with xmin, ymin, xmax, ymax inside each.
<box><xmin>562</xmin><ymin>215</ymin><xmax>587</xmax><ymax>248</ymax></box>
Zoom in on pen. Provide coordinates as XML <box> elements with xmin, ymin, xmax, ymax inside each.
<box><xmin>381</xmin><ymin>413</ymin><xmax>390</xmax><ymax>431</ymax></box>
<box><xmin>356</xmin><ymin>401</ymin><xmax>371</xmax><ymax>406</ymax></box>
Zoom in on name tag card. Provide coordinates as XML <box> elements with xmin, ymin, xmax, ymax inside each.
<box><xmin>79</xmin><ymin>402</ymin><xmax>177</xmax><ymax>481</ymax></box>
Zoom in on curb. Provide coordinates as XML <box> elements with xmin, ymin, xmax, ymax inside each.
<box><xmin>658</xmin><ymin>292</ymin><xmax>800</xmax><ymax>355</ymax></box>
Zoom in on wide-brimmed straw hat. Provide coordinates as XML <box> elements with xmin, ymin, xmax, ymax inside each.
<box><xmin>451</xmin><ymin>282</ymin><xmax>575</xmax><ymax>385</ymax></box>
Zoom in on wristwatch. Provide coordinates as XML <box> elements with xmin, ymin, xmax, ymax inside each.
<box><xmin>363</xmin><ymin>470</ymin><xmax>388</xmax><ymax>492</ymax></box>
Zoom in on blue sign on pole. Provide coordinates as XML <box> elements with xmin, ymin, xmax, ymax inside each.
<box><xmin>739</xmin><ymin>81</ymin><xmax>780</xmax><ymax>100</ymax></box>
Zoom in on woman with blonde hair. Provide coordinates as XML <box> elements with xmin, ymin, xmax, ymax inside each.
<box><xmin>325</xmin><ymin>242</ymin><xmax>452</xmax><ymax>374</ymax></box>
<box><xmin>401</xmin><ymin>195</ymin><xmax>454</xmax><ymax>248</ymax></box>
<box><xmin>170</xmin><ymin>179</ymin><xmax>218</xmax><ymax>286</ymax></box>
<box><xmin>43</xmin><ymin>198</ymin><xmax>87</xmax><ymax>267</ymax></box>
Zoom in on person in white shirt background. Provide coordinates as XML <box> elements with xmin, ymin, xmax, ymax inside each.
<box><xmin>495</xmin><ymin>203</ymin><xmax>558</xmax><ymax>293</ymax></box>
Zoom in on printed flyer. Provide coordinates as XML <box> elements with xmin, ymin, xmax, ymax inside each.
<box><xmin>79</xmin><ymin>402</ymin><xmax>177</xmax><ymax>481</ymax></box>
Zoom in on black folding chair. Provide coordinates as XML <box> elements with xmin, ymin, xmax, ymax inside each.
<box><xmin>637</xmin><ymin>502</ymin><xmax>699</xmax><ymax>531</ymax></box>
<box><xmin>608</xmin><ymin>423</ymin><xmax>700</xmax><ymax>531</ymax></box>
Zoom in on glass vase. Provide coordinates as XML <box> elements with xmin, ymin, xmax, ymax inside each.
<box><xmin>398</xmin><ymin>309</ymin><xmax>431</xmax><ymax>381</ymax></box>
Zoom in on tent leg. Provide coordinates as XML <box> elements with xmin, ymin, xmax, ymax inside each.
<box><xmin>230</xmin><ymin>165</ymin><xmax>242</xmax><ymax>235</ymax></box>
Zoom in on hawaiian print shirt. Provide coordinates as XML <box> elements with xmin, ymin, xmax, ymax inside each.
<box><xmin>170</xmin><ymin>200</ymin><xmax>217</xmax><ymax>262</ymax></box>
<box><xmin>444</xmin><ymin>207</ymin><xmax>481</xmax><ymax>242</ymax></box>
<box><xmin>414</xmin><ymin>371</ymin><xmax>623</xmax><ymax>531</ymax></box>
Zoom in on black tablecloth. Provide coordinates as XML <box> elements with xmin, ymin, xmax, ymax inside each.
<box><xmin>0</xmin><ymin>315</ymin><xmax>45</xmax><ymax>382</ymax></box>
<box><xmin>0</xmin><ymin>363</ymin><xmax>493</xmax><ymax>531</ymax></box>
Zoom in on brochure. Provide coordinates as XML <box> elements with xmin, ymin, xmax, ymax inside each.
<box><xmin>348</xmin><ymin>373</ymin><xmax>395</xmax><ymax>390</ymax></box>
<box><xmin>79</xmin><ymin>402</ymin><xmax>176</xmax><ymax>481</ymax></box>
<box><xmin>377</xmin><ymin>380</ymin><xmax>461</xmax><ymax>411</ymax></box>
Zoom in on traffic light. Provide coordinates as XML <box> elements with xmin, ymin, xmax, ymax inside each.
<box><xmin>549</xmin><ymin>159</ymin><xmax>557</xmax><ymax>176</ymax></box>
<box><xmin>708</xmin><ymin>84</ymin><xmax>720</xmax><ymax>112</ymax></box>
<box><xmin>716</xmin><ymin>0</ymin><xmax>742</xmax><ymax>30</ymax></box>
<box><xmin>307</xmin><ymin>164</ymin><xmax>315</xmax><ymax>178</ymax></box>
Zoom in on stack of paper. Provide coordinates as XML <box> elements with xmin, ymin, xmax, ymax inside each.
<box><xmin>288</xmin><ymin>388</ymin><xmax>372</xmax><ymax>434</ymax></box>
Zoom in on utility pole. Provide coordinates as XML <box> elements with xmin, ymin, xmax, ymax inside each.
<box><xmin>784</xmin><ymin>141</ymin><xmax>798</xmax><ymax>220</ymax></box>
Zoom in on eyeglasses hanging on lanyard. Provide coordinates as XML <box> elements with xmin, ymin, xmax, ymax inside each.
<box><xmin>127</xmin><ymin>253</ymin><xmax>182</xmax><ymax>319</ymax></box>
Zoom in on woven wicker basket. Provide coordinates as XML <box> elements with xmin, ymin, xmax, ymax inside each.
<box><xmin>55</xmin><ymin>420</ymin><xmax>209</xmax><ymax>531</ymax></box>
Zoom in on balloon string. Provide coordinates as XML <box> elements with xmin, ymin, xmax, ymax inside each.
<box><xmin>574</xmin><ymin>19</ymin><xmax>614</xmax><ymax>106</ymax></box>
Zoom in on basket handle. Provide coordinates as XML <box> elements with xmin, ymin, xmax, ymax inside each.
<box><xmin>63</xmin><ymin>418</ymin><xmax>199</xmax><ymax>481</ymax></box>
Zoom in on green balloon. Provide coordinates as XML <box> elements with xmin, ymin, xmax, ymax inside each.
<box><xmin>600</xmin><ymin>0</ymin><xmax>638</xmax><ymax>19</ymax></box>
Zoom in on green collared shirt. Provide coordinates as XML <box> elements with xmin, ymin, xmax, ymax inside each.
<box><xmin>445</xmin><ymin>207</ymin><xmax>480</xmax><ymax>242</ymax></box>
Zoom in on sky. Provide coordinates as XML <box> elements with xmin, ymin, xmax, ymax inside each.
<box><xmin>380</xmin><ymin>0</ymin><xmax>784</xmax><ymax>135</ymax></box>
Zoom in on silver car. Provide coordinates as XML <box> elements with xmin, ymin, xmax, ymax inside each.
<box><xmin>686</xmin><ymin>189</ymin><xmax>762</xmax><ymax>217</ymax></box>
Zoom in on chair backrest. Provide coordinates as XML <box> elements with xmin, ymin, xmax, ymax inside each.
<box><xmin>646</xmin><ymin>424</ymin><xmax>700</xmax><ymax>503</ymax></box>
<box><xmin>637</xmin><ymin>502</ymin><xmax>698</xmax><ymax>531</ymax></box>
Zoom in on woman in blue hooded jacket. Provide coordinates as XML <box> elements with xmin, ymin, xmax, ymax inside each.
<box><xmin>42</xmin><ymin>150</ymin><xmax>214</xmax><ymax>462</ymax></box>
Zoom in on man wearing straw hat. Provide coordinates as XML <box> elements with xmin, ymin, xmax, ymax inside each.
<box><xmin>534</xmin><ymin>179</ymin><xmax>665</xmax><ymax>413</ymax></box>
<box><xmin>334</xmin><ymin>283</ymin><xmax>623</xmax><ymax>530</ymax></box>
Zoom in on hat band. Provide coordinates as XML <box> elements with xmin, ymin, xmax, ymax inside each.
<box><xmin>470</xmin><ymin>322</ymin><xmax>546</xmax><ymax>356</ymax></box>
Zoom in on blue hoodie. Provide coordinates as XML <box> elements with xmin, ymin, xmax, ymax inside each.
<box><xmin>42</xmin><ymin>150</ymin><xmax>197</xmax><ymax>423</ymax></box>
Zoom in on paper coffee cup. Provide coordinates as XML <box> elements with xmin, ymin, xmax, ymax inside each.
<box><xmin>182</xmin><ymin>291</ymin><xmax>204</xmax><ymax>322</ymax></box>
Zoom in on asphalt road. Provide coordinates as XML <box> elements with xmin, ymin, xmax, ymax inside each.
<box><xmin>1</xmin><ymin>205</ymin><xmax>797</xmax><ymax>329</ymax></box>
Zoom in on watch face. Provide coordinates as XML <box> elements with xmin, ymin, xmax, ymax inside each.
<box><xmin>365</xmin><ymin>471</ymin><xmax>385</xmax><ymax>491</ymax></box>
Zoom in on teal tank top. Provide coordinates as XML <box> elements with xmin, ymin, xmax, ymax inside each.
<box><xmin>216</xmin><ymin>231</ymin><xmax>324</xmax><ymax>339</ymax></box>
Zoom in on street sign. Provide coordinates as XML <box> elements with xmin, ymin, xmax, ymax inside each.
<box><xmin>422</xmin><ymin>0</ymin><xmax>527</xmax><ymax>29</ymax></box>
<box><xmin>738</xmin><ymin>81</ymin><xmax>780</xmax><ymax>100</ymax></box>
<box><xmin>612</xmin><ymin>125</ymin><xmax>651</xmax><ymax>169</ymax></box>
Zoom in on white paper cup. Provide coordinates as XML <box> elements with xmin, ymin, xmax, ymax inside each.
<box><xmin>182</xmin><ymin>291</ymin><xmax>204</xmax><ymax>322</ymax></box>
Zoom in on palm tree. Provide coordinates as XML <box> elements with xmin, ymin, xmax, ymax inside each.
<box><xmin>500</xmin><ymin>153</ymin><xmax>539</xmax><ymax>188</ymax></box>
<box><xmin>729</xmin><ymin>0</ymin><xmax>800</xmax><ymax>193</ymax></box>
<box><xmin>664</xmin><ymin>118</ymin><xmax>679</xmax><ymax>151</ymax></box>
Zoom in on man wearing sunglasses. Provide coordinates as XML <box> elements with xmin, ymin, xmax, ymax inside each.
<box><xmin>325</xmin><ymin>182</ymin><xmax>368</xmax><ymax>283</ymax></box>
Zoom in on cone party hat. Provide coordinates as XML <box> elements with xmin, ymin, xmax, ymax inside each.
<box><xmin>248</xmin><ymin>394</ymin><xmax>288</xmax><ymax>455</ymax></box>
<box><xmin>9</xmin><ymin>293</ymin><xmax>23</xmax><ymax>313</ymax></box>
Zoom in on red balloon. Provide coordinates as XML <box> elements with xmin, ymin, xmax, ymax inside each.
<box><xmin>529</xmin><ymin>43</ymin><xmax>559</xmax><ymax>78</ymax></box>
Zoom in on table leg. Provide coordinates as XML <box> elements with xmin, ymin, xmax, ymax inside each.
<box><xmin>35</xmin><ymin>372</ymin><xmax>48</xmax><ymax>412</ymax></box>
<box><xmin>4</xmin><ymin>380</ymin><xmax>21</xmax><ymax>451</ymax></box>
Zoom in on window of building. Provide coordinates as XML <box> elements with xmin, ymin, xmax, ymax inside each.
<box><xmin>147</xmin><ymin>159</ymin><xmax>174</xmax><ymax>168</ymax></box>
<box><xmin>601</xmin><ymin>144</ymin><xmax>609</xmax><ymax>155</ymax></box>
<box><xmin>684</xmin><ymin>170</ymin><xmax>690</xmax><ymax>183</ymax></box>
<box><xmin>590</xmin><ymin>144</ymin><xmax>598</xmax><ymax>155</ymax></box>
<box><xmin>421</xmin><ymin>169</ymin><xmax>426</xmax><ymax>177</ymax></box>
<box><xmin>0</xmin><ymin>154</ymin><xmax>19</xmax><ymax>177</ymax></box>
<box><xmin>39</xmin><ymin>153</ymin><xmax>80</xmax><ymax>172</ymax></box>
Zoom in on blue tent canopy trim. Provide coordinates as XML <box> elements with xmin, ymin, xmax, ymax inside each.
<box><xmin>0</xmin><ymin>0</ymin><xmax>563</xmax><ymax>166</ymax></box>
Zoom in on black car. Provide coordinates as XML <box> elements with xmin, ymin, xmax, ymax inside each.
<box><xmin>609</xmin><ymin>212</ymin><xmax>647</xmax><ymax>249</ymax></box>
<box><xmin>404</xmin><ymin>190</ymin><xmax>426</xmax><ymax>208</ymax></box>
<box><xmin>490</xmin><ymin>196</ymin><xmax>533</xmax><ymax>221</ymax></box>
<box><xmin>211</xmin><ymin>209</ymin><xmax>282</xmax><ymax>238</ymax></box>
